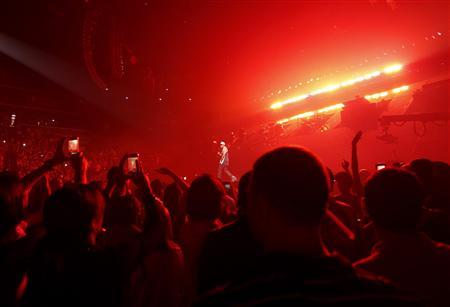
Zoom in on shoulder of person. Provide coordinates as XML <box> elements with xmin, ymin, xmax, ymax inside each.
<box><xmin>431</xmin><ymin>239</ymin><xmax>450</xmax><ymax>257</ymax></box>
<box><xmin>142</xmin><ymin>242</ymin><xmax>184</xmax><ymax>268</ymax></box>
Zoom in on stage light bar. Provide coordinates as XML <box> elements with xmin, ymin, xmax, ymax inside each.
<box><xmin>271</xmin><ymin>94</ymin><xmax>309</xmax><ymax>110</ymax></box>
<box><xmin>317</xmin><ymin>103</ymin><xmax>345</xmax><ymax>113</ymax></box>
<box><xmin>277</xmin><ymin>84</ymin><xmax>410</xmax><ymax>126</ymax></box>
<box><xmin>276</xmin><ymin>103</ymin><xmax>344</xmax><ymax>125</ymax></box>
<box><xmin>365</xmin><ymin>85</ymin><xmax>409</xmax><ymax>100</ymax></box>
<box><xmin>392</xmin><ymin>85</ymin><xmax>409</xmax><ymax>93</ymax></box>
<box><xmin>383</xmin><ymin>64</ymin><xmax>403</xmax><ymax>74</ymax></box>
<box><xmin>364</xmin><ymin>91</ymin><xmax>388</xmax><ymax>100</ymax></box>
<box><xmin>270</xmin><ymin>63</ymin><xmax>403</xmax><ymax>110</ymax></box>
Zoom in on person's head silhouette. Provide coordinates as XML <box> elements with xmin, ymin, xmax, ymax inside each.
<box><xmin>365</xmin><ymin>168</ymin><xmax>424</xmax><ymax>233</ymax></box>
<box><xmin>248</xmin><ymin>146</ymin><xmax>329</xmax><ymax>254</ymax></box>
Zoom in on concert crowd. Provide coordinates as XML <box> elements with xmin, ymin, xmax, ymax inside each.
<box><xmin>0</xmin><ymin>127</ymin><xmax>449</xmax><ymax>307</ymax></box>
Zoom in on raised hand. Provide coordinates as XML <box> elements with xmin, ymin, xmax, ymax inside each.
<box><xmin>155</xmin><ymin>167</ymin><xmax>173</xmax><ymax>176</ymax></box>
<box><xmin>48</xmin><ymin>138</ymin><xmax>67</xmax><ymax>167</ymax></box>
<box><xmin>70</xmin><ymin>152</ymin><xmax>88</xmax><ymax>184</ymax></box>
<box><xmin>22</xmin><ymin>138</ymin><xmax>67</xmax><ymax>190</ymax></box>
<box><xmin>352</xmin><ymin>131</ymin><xmax>363</xmax><ymax>146</ymax></box>
<box><xmin>156</xmin><ymin>167</ymin><xmax>189</xmax><ymax>191</ymax></box>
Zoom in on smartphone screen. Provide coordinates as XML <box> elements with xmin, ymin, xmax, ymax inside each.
<box><xmin>127</xmin><ymin>154</ymin><xmax>139</xmax><ymax>173</ymax></box>
<box><xmin>376</xmin><ymin>163</ymin><xmax>386</xmax><ymax>171</ymax></box>
<box><xmin>68</xmin><ymin>137</ymin><xmax>79</xmax><ymax>155</ymax></box>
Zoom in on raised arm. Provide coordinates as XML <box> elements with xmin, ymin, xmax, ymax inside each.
<box><xmin>351</xmin><ymin>131</ymin><xmax>363</xmax><ymax>197</ymax></box>
<box><xmin>20</xmin><ymin>138</ymin><xmax>66</xmax><ymax>191</ymax></box>
<box><xmin>106</xmin><ymin>154</ymin><xmax>131</xmax><ymax>199</ymax></box>
<box><xmin>132</xmin><ymin>160</ymin><xmax>157</xmax><ymax>207</ymax></box>
<box><xmin>156</xmin><ymin>167</ymin><xmax>189</xmax><ymax>192</ymax></box>
<box><xmin>70</xmin><ymin>152</ymin><xmax>88</xmax><ymax>184</ymax></box>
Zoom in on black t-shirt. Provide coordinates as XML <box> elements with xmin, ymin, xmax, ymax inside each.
<box><xmin>197</xmin><ymin>218</ymin><xmax>262</xmax><ymax>294</ymax></box>
<box><xmin>21</xmin><ymin>238</ymin><xmax>122</xmax><ymax>307</ymax></box>
<box><xmin>196</xmin><ymin>253</ymin><xmax>421</xmax><ymax>306</ymax></box>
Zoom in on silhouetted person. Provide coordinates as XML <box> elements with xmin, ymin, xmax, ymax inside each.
<box><xmin>324</xmin><ymin>169</ymin><xmax>360</xmax><ymax>261</ymax></box>
<box><xmin>163</xmin><ymin>182</ymin><xmax>185</xmax><ymax>241</ymax></box>
<box><xmin>354</xmin><ymin>168</ymin><xmax>450</xmax><ymax>306</ymax></box>
<box><xmin>197</xmin><ymin>147</ymin><xmax>419</xmax><ymax>306</ymax></box>
<box><xmin>197</xmin><ymin>171</ymin><xmax>261</xmax><ymax>294</ymax></box>
<box><xmin>217</xmin><ymin>141</ymin><xmax>237</xmax><ymax>182</ymax></box>
<box><xmin>22</xmin><ymin>185</ymin><xmax>120</xmax><ymax>307</ymax></box>
<box><xmin>102</xmin><ymin>195</ymin><xmax>144</xmax><ymax>290</ymax></box>
<box><xmin>421</xmin><ymin>161</ymin><xmax>450</xmax><ymax>244</ymax></box>
<box><xmin>334</xmin><ymin>171</ymin><xmax>359</xmax><ymax>211</ymax></box>
<box><xmin>180</xmin><ymin>175</ymin><xmax>224</xmax><ymax>298</ymax></box>
<box><xmin>0</xmin><ymin>172</ymin><xmax>28</xmax><ymax>307</ymax></box>
<box><xmin>408</xmin><ymin>159</ymin><xmax>434</xmax><ymax>199</ymax></box>
<box><xmin>0</xmin><ymin>141</ymin><xmax>66</xmax><ymax>307</ymax></box>
<box><xmin>127</xmin><ymin>194</ymin><xmax>186</xmax><ymax>307</ymax></box>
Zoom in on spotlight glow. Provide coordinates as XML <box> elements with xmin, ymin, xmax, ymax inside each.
<box><xmin>317</xmin><ymin>103</ymin><xmax>345</xmax><ymax>113</ymax></box>
<box><xmin>392</xmin><ymin>85</ymin><xmax>409</xmax><ymax>93</ymax></box>
<box><xmin>290</xmin><ymin>111</ymin><xmax>315</xmax><ymax>121</ymax></box>
<box><xmin>365</xmin><ymin>85</ymin><xmax>409</xmax><ymax>100</ymax></box>
<box><xmin>383</xmin><ymin>63</ymin><xmax>403</xmax><ymax>74</ymax></box>
<box><xmin>271</xmin><ymin>94</ymin><xmax>309</xmax><ymax>109</ymax></box>
<box><xmin>277</xmin><ymin>85</ymin><xmax>410</xmax><ymax>125</ymax></box>
<box><xmin>276</xmin><ymin>104</ymin><xmax>343</xmax><ymax>125</ymax></box>
<box><xmin>270</xmin><ymin>63</ymin><xmax>403</xmax><ymax>110</ymax></box>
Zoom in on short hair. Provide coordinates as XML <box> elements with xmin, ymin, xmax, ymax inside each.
<box><xmin>365</xmin><ymin>168</ymin><xmax>424</xmax><ymax>232</ymax></box>
<box><xmin>250</xmin><ymin>146</ymin><xmax>329</xmax><ymax>226</ymax></box>
<box><xmin>0</xmin><ymin>172</ymin><xmax>23</xmax><ymax>236</ymax></box>
<box><xmin>44</xmin><ymin>185</ymin><xmax>105</xmax><ymax>243</ymax></box>
<box><xmin>186</xmin><ymin>174</ymin><xmax>225</xmax><ymax>221</ymax></box>
<box><xmin>408</xmin><ymin>159</ymin><xmax>433</xmax><ymax>194</ymax></box>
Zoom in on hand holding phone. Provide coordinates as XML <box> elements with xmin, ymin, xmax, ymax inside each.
<box><xmin>68</xmin><ymin>137</ymin><xmax>80</xmax><ymax>155</ymax></box>
<box><xmin>127</xmin><ymin>153</ymin><xmax>139</xmax><ymax>174</ymax></box>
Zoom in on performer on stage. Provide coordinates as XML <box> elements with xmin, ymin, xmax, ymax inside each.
<box><xmin>217</xmin><ymin>141</ymin><xmax>237</xmax><ymax>182</ymax></box>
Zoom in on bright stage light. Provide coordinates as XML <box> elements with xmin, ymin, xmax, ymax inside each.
<box><xmin>290</xmin><ymin>111</ymin><xmax>315</xmax><ymax>121</ymax></box>
<box><xmin>317</xmin><ymin>103</ymin><xmax>345</xmax><ymax>113</ymax></box>
<box><xmin>271</xmin><ymin>94</ymin><xmax>309</xmax><ymax>109</ymax></box>
<box><xmin>276</xmin><ymin>111</ymin><xmax>316</xmax><ymax>124</ymax></box>
<box><xmin>269</xmin><ymin>63</ymin><xmax>403</xmax><ymax>110</ymax></box>
<box><xmin>276</xmin><ymin>104</ymin><xmax>343</xmax><ymax>125</ymax></box>
<box><xmin>277</xmin><ymin>118</ymin><xmax>289</xmax><ymax>125</ymax></box>
<box><xmin>392</xmin><ymin>85</ymin><xmax>409</xmax><ymax>93</ymax></box>
<box><xmin>277</xmin><ymin>84</ymin><xmax>410</xmax><ymax>126</ymax></box>
<box><xmin>383</xmin><ymin>64</ymin><xmax>403</xmax><ymax>74</ymax></box>
<box><xmin>365</xmin><ymin>85</ymin><xmax>409</xmax><ymax>101</ymax></box>
<box><xmin>271</xmin><ymin>102</ymin><xmax>283</xmax><ymax>110</ymax></box>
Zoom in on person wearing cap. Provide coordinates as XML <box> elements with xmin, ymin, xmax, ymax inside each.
<box><xmin>217</xmin><ymin>141</ymin><xmax>237</xmax><ymax>182</ymax></box>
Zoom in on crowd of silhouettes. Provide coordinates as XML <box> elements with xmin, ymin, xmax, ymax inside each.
<box><xmin>0</xmin><ymin>131</ymin><xmax>449</xmax><ymax>307</ymax></box>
